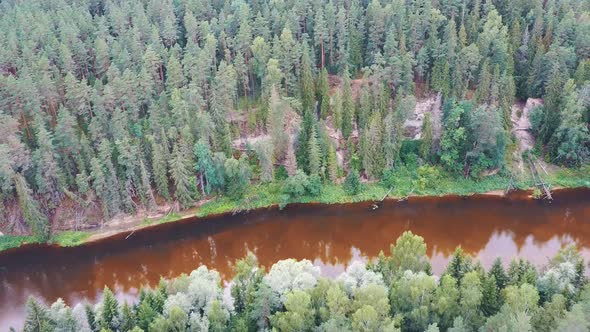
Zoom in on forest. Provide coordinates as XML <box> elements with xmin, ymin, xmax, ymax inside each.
<box><xmin>20</xmin><ymin>232</ymin><xmax>590</xmax><ymax>331</ymax></box>
<box><xmin>0</xmin><ymin>0</ymin><xmax>589</xmax><ymax>241</ymax></box>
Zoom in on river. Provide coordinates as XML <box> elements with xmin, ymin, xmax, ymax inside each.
<box><xmin>1</xmin><ymin>189</ymin><xmax>589</xmax><ymax>329</ymax></box>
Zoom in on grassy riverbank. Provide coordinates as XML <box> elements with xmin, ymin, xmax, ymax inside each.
<box><xmin>1</xmin><ymin>166</ymin><xmax>589</xmax><ymax>252</ymax></box>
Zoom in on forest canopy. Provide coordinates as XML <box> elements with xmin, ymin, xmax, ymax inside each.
<box><xmin>0</xmin><ymin>0</ymin><xmax>589</xmax><ymax>239</ymax></box>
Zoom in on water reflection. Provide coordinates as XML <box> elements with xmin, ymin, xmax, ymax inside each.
<box><xmin>0</xmin><ymin>189</ymin><xmax>588</xmax><ymax>329</ymax></box>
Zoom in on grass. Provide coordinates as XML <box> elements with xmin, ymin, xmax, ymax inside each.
<box><xmin>0</xmin><ymin>235</ymin><xmax>41</xmax><ymax>251</ymax></box>
<box><xmin>546</xmin><ymin>165</ymin><xmax>590</xmax><ymax>188</ymax></box>
<box><xmin>51</xmin><ymin>231</ymin><xmax>91</xmax><ymax>247</ymax></box>
<box><xmin>157</xmin><ymin>212</ymin><xmax>183</xmax><ymax>224</ymax></box>
<box><xmin>0</xmin><ymin>166</ymin><xmax>588</xmax><ymax>253</ymax></box>
<box><xmin>0</xmin><ymin>230</ymin><xmax>91</xmax><ymax>251</ymax></box>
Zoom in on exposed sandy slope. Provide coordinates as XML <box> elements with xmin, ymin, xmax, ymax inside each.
<box><xmin>511</xmin><ymin>98</ymin><xmax>542</xmax><ymax>152</ymax></box>
<box><xmin>403</xmin><ymin>93</ymin><xmax>442</xmax><ymax>140</ymax></box>
<box><xmin>511</xmin><ymin>98</ymin><xmax>542</xmax><ymax>174</ymax></box>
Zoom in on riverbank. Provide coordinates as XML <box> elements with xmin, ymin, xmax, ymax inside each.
<box><xmin>1</xmin><ymin>166</ymin><xmax>589</xmax><ymax>253</ymax></box>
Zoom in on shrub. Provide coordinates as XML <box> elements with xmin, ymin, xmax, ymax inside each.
<box><xmin>283</xmin><ymin>170</ymin><xmax>310</xmax><ymax>199</ymax></box>
<box><xmin>417</xmin><ymin>166</ymin><xmax>441</xmax><ymax>190</ymax></box>
<box><xmin>343</xmin><ymin>169</ymin><xmax>362</xmax><ymax>195</ymax></box>
<box><xmin>307</xmin><ymin>174</ymin><xmax>323</xmax><ymax>197</ymax></box>
<box><xmin>275</xmin><ymin>165</ymin><xmax>289</xmax><ymax>181</ymax></box>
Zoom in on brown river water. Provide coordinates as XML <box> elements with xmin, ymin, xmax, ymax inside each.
<box><xmin>1</xmin><ymin>189</ymin><xmax>589</xmax><ymax>329</ymax></box>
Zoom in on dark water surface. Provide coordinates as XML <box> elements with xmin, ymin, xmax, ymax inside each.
<box><xmin>1</xmin><ymin>189</ymin><xmax>589</xmax><ymax>329</ymax></box>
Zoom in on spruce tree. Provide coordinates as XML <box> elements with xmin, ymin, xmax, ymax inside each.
<box><xmin>255</xmin><ymin>140</ymin><xmax>275</xmax><ymax>183</ymax></box>
<box><xmin>341</xmin><ymin>74</ymin><xmax>355</xmax><ymax>140</ymax></box>
<box><xmin>308</xmin><ymin>127</ymin><xmax>322</xmax><ymax>176</ymax></box>
<box><xmin>362</xmin><ymin>112</ymin><xmax>385</xmax><ymax>179</ymax></box>
<box><xmin>100</xmin><ymin>287</ymin><xmax>119</xmax><ymax>331</ymax></box>
<box><xmin>149</xmin><ymin>136</ymin><xmax>171</xmax><ymax>200</ymax></box>
<box><xmin>32</xmin><ymin>117</ymin><xmax>63</xmax><ymax>206</ymax></box>
<box><xmin>318</xmin><ymin>68</ymin><xmax>331</xmax><ymax>120</ymax></box>
<box><xmin>267</xmin><ymin>88</ymin><xmax>289</xmax><ymax>161</ymax></box>
<box><xmin>138</xmin><ymin>159</ymin><xmax>156</xmax><ymax>210</ymax></box>
<box><xmin>169</xmin><ymin>139</ymin><xmax>194</xmax><ymax>209</ymax></box>
<box><xmin>23</xmin><ymin>297</ymin><xmax>55</xmax><ymax>332</ymax></box>
<box><xmin>297</xmin><ymin>110</ymin><xmax>314</xmax><ymax>174</ymax></box>
<box><xmin>14</xmin><ymin>173</ymin><xmax>49</xmax><ymax>241</ymax></box>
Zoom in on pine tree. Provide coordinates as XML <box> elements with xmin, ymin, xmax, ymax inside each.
<box><xmin>334</xmin><ymin>5</ymin><xmax>348</xmax><ymax>72</ymax></box>
<box><xmin>314</xmin><ymin>6</ymin><xmax>328</xmax><ymax>68</ymax></box>
<box><xmin>300</xmin><ymin>45</ymin><xmax>315</xmax><ymax>114</ymax></box>
<box><xmin>14</xmin><ymin>173</ymin><xmax>50</xmax><ymax>241</ymax></box>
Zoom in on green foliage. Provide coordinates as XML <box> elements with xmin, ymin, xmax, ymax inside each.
<box><xmin>283</xmin><ymin>170</ymin><xmax>311</xmax><ymax>200</ymax></box>
<box><xmin>224</xmin><ymin>155</ymin><xmax>252</xmax><ymax>200</ymax></box>
<box><xmin>440</xmin><ymin>103</ymin><xmax>469</xmax><ymax>175</ymax></box>
<box><xmin>51</xmin><ymin>231</ymin><xmax>90</xmax><ymax>247</ymax></box>
<box><xmin>23</xmin><ymin>297</ymin><xmax>55</xmax><ymax>332</ymax></box>
<box><xmin>15</xmin><ymin>173</ymin><xmax>50</xmax><ymax>241</ymax></box>
<box><xmin>0</xmin><ymin>235</ymin><xmax>42</xmax><ymax>251</ymax></box>
<box><xmin>99</xmin><ymin>287</ymin><xmax>119</xmax><ymax>331</ymax></box>
<box><xmin>283</xmin><ymin>170</ymin><xmax>323</xmax><ymax>202</ymax></box>
<box><xmin>417</xmin><ymin>166</ymin><xmax>441</xmax><ymax>190</ymax></box>
<box><xmin>343</xmin><ymin>169</ymin><xmax>362</xmax><ymax>196</ymax></box>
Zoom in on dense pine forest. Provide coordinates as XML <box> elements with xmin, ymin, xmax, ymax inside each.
<box><xmin>0</xmin><ymin>0</ymin><xmax>589</xmax><ymax>241</ymax></box>
<box><xmin>20</xmin><ymin>232</ymin><xmax>590</xmax><ymax>331</ymax></box>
